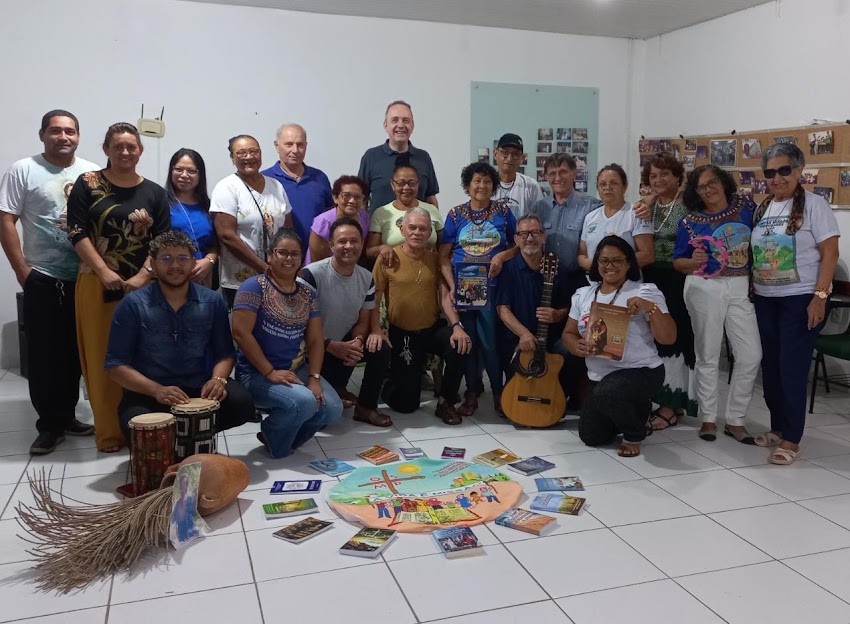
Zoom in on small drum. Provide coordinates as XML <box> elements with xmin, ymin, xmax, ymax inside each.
<box><xmin>127</xmin><ymin>413</ymin><xmax>175</xmax><ymax>497</ymax></box>
<box><xmin>172</xmin><ymin>398</ymin><xmax>220</xmax><ymax>461</ymax></box>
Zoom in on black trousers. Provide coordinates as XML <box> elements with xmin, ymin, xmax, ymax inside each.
<box><xmin>222</xmin><ymin>287</ymin><xmax>237</xmax><ymax>310</ymax></box>
<box><xmin>321</xmin><ymin>334</ymin><xmax>391</xmax><ymax>409</ymax></box>
<box><xmin>118</xmin><ymin>379</ymin><xmax>253</xmax><ymax>441</ymax></box>
<box><xmin>382</xmin><ymin>322</ymin><xmax>468</xmax><ymax>413</ymax></box>
<box><xmin>579</xmin><ymin>365</ymin><xmax>665</xmax><ymax>444</ymax></box>
<box><xmin>23</xmin><ymin>270</ymin><xmax>81</xmax><ymax>434</ymax></box>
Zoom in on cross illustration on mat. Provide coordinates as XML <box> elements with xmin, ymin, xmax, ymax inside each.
<box><xmin>358</xmin><ymin>470</ymin><xmax>425</xmax><ymax>495</ymax></box>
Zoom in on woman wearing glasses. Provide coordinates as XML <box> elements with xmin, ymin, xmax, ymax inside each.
<box><xmin>165</xmin><ymin>148</ymin><xmax>219</xmax><ymax>287</ymax></box>
<box><xmin>673</xmin><ymin>165</ymin><xmax>760</xmax><ymax>444</ymax></box>
<box><xmin>367</xmin><ymin>156</ymin><xmax>443</xmax><ymax>266</ymax></box>
<box><xmin>306</xmin><ymin>175</ymin><xmax>370</xmax><ymax>264</ymax></box>
<box><xmin>578</xmin><ymin>164</ymin><xmax>654</xmax><ymax>271</ymax></box>
<box><xmin>210</xmin><ymin>135</ymin><xmax>292</xmax><ymax>308</ymax></box>
<box><xmin>232</xmin><ymin>228</ymin><xmax>342</xmax><ymax>458</ymax></box>
<box><xmin>751</xmin><ymin>143</ymin><xmax>839</xmax><ymax>464</ymax></box>
<box><xmin>563</xmin><ymin>236</ymin><xmax>676</xmax><ymax>458</ymax></box>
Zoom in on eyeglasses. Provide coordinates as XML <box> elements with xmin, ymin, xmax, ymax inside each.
<box><xmin>157</xmin><ymin>254</ymin><xmax>193</xmax><ymax>266</ymax></box>
<box><xmin>597</xmin><ymin>182</ymin><xmax>622</xmax><ymax>190</ymax></box>
<box><xmin>172</xmin><ymin>167</ymin><xmax>199</xmax><ymax>176</ymax></box>
<box><xmin>233</xmin><ymin>148</ymin><xmax>260</xmax><ymax>159</ymax></box>
<box><xmin>392</xmin><ymin>179</ymin><xmax>419</xmax><ymax>188</ymax></box>
<box><xmin>516</xmin><ymin>229</ymin><xmax>544</xmax><ymax>239</ymax></box>
<box><xmin>763</xmin><ymin>166</ymin><xmax>795</xmax><ymax>179</ymax></box>
<box><xmin>270</xmin><ymin>249</ymin><xmax>302</xmax><ymax>259</ymax></box>
<box><xmin>498</xmin><ymin>150</ymin><xmax>523</xmax><ymax>161</ymax></box>
<box><xmin>339</xmin><ymin>192</ymin><xmax>364</xmax><ymax>203</ymax></box>
<box><xmin>597</xmin><ymin>257</ymin><xmax>627</xmax><ymax>268</ymax></box>
<box><xmin>546</xmin><ymin>169</ymin><xmax>573</xmax><ymax>179</ymax></box>
<box><xmin>695</xmin><ymin>178</ymin><xmax>721</xmax><ymax>194</ymax></box>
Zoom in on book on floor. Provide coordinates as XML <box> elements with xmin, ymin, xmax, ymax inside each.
<box><xmin>535</xmin><ymin>476</ymin><xmax>584</xmax><ymax>491</ymax></box>
<box><xmin>263</xmin><ymin>498</ymin><xmax>319</xmax><ymax>519</ymax></box>
<box><xmin>339</xmin><ymin>527</ymin><xmax>398</xmax><ymax>558</ymax></box>
<box><xmin>358</xmin><ymin>445</ymin><xmax>400</xmax><ymax>465</ymax></box>
<box><xmin>399</xmin><ymin>447</ymin><xmax>425</xmax><ymax>460</ymax></box>
<box><xmin>507</xmin><ymin>456</ymin><xmax>556</xmax><ymax>475</ymax></box>
<box><xmin>473</xmin><ymin>448</ymin><xmax>521</xmax><ymax>467</ymax></box>
<box><xmin>269</xmin><ymin>480</ymin><xmax>322</xmax><ymax>494</ymax></box>
<box><xmin>530</xmin><ymin>493</ymin><xmax>586</xmax><ymax>516</ymax></box>
<box><xmin>273</xmin><ymin>517</ymin><xmax>334</xmax><ymax>543</ymax></box>
<box><xmin>441</xmin><ymin>446</ymin><xmax>466</xmax><ymax>459</ymax></box>
<box><xmin>495</xmin><ymin>508</ymin><xmax>557</xmax><ymax>536</ymax></box>
<box><xmin>308</xmin><ymin>458</ymin><xmax>356</xmax><ymax>476</ymax></box>
<box><xmin>433</xmin><ymin>526</ymin><xmax>485</xmax><ymax>559</ymax></box>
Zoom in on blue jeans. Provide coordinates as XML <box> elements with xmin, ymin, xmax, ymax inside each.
<box><xmin>754</xmin><ymin>294</ymin><xmax>826</xmax><ymax>445</ymax></box>
<box><xmin>239</xmin><ymin>366</ymin><xmax>343</xmax><ymax>458</ymax></box>
<box><xmin>461</xmin><ymin>309</ymin><xmax>504</xmax><ymax>395</ymax></box>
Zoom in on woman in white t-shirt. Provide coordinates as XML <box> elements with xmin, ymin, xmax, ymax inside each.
<box><xmin>210</xmin><ymin>135</ymin><xmax>292</xmax><ymax>308</ymax></box>
<box><xmin>751</xmin><ymin>143</ymin><xmax>840</xmax><ymax>465</ymax></box>
<box><xmin>563</xmin><ymin>236</ymin><xmax>677</xmax><ymax>458</ymax></box>
<box><xmin>578</xmin><ymin>164</ymin><xmax>654</xmax><ymax>271</ymax></box>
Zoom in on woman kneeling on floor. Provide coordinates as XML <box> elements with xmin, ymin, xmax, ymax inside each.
<box><xmin>563</xmin><ymin>236</ymin><xmax>677</xmax><ymax>457</ymax></box>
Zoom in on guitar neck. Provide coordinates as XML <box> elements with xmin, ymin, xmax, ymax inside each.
<box><xmin>535</xmin><ymin>281</ymin><xmax>554</xmax><ymax>351</ymax></box>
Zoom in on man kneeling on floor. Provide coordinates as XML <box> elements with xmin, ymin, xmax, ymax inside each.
<box><xmin>373</xmin><ymin>207</ymin><xmax>471</xmax><ymax>424</ymax></box>
<box><xmin>301</xmin><ymin>217</ymin><xmax>392</xmax><ymax>426</ymax></box>
<box><xmin>105</xmin><ymin>230</ymin><xmax>253</xmax><ymax>440</ymax></box>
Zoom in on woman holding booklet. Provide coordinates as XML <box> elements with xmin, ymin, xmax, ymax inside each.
<box><xmin>563</xmin><ymin>236</ymin><xmax>677</xmax><ymax>458</ymax></box>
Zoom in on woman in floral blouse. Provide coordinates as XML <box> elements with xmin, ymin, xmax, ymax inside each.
<box><xmin>67</xmin><ymin>122</ymin><xmax>170</xmax><ymax>452</ymax></box>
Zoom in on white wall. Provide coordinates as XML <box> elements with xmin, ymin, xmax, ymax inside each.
<box><xmin>0</xmin><ymin>0</ymin><xmax>635</xmax><ymax>367</ymax></box>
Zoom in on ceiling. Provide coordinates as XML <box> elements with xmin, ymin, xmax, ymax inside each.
<box><xmin>187</xmin><ymin>0</ymin><xmax>774</xmax><ymax>39</ymax></box>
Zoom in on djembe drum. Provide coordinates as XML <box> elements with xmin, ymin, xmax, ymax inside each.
<box><xmin>172</xmin><ymin>398</ymin><xmax>220</xmax><ymax>461</ymax></box>
<box><xmin>123</xmin><ymin>413</ymin><xmax>175</xmax><ymax>497</ymax></box>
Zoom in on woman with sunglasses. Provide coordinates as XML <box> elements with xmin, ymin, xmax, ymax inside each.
<box><xmin>232</xmin><ymin>228</ymin><xmax>342</xmax><ymax>458</ymax></box>
<box><xmin>210</xmin><ymin>135</ymin><xmax>292</xmax><ymax>308</ymax></box>
<box><xmin>578</xmin><ymin>164</ymin><xmax>654</xmax><ymax>271</ymax></box>
<box><xmin>673</xmin><ymin>165</ymin><xmax>760</xmax><ymax>444</ymax></box>
<box><xmin>165</xmin><ymin>148</ymin><xmax>218</xmax><ymax>287</ymax></box>
<box><xmin>366</xmin><ymin>156</ymin><xmax>443</xmax><ymax>266</ymax></box>
<box><xmin>563</xmin><ymin>236</ymin><xmax>676</xmax><ymax>458</ymax></box>
<box><xmin>306</xmin><ymin>175</ymin><xmax>370</xmax><ymax>264</ymax></box>
<box><xmin>751</xmin><ymin>143</ymin><xmax>839</xmax><ymax>464</ymax></box>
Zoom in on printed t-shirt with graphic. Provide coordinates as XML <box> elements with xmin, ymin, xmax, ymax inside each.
<box><xmin>673</xmin><ymin>199</ymin><xmax>755</xmax><ymax>277</ymax></box>
<box><xmin>491</xmin><ymin>172</ymin><xmax>544</xmax><ymax>219</ymax></box>
<box><xmin>369</xmin><ymin>201</ymin><xmax>443</xmax><ymax>248</ymax></box>
<box><xmin>581</xmin><ymin>204</ymin><xmax>654</xmax><ymax>260</ymax></box>
<box><xmin>751</xmin><ymin>192</ymin><xmax>840</xmax><ymax>297</ymax></box>
<box><xmin>373</xmin><ymin>246</ymin><xmax>441</xmax><ymax>332</ymax></box>
<box><xmin>170</xmin><ymin>201</ymin><xmax>214</xmax><ymax>259</ymax></box>
<box><xmin>569</xmin><ymin>280</ymin><xmax>667</xmax><ymax>381</ymax></box>
<box><xmin>233</xmin><ymin>275</ymin><xmax>319</xmax><ymax>376</ymax></box>
<box><xmin>442</xmin><ymin>200</ymin><xmax>517</xmax><ymax>265</ymax></box>
<box><xmin>209</xmin><ymin>174</ymin><xmax>291</xmax><ymax>289</ymax></box>
<box><xmin>301</xmin><ymin>257</ymin><xmax>376</xmax><ymax>341</ymax></box>
<box><xmin>0</xmin><ymin>154</ymin><xmax>99</xmax><ymax>281</ymax></box>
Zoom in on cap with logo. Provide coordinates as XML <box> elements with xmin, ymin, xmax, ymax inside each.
<box><xmin>497</xmin><ymin>133</ymin><xmax>523</xmax><ymax>151</ymax></box>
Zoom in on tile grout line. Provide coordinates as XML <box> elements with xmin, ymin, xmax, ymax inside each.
<box><xmin>776</xmin><ymin>554</ymin><xmax>850</xmax><ymax>608</ymax></box>
<box><xmin>418</xmin><ymin>599</ymin><xmax>564</xmax><ymax>624</ymax></box>
<box><xmin>380</xmin><ymin>557</ymin><xmax>421</xmax><ymax>623</ymax></box>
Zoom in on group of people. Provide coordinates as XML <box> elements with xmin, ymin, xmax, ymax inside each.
<box><xmin>0</xmin><ymin>102</ymin><xmax>839</xmax><ymax>466</ymax></box>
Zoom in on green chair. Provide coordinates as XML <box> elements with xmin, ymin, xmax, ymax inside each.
<box><xmin>808</xmin><ymin>326</ymin><xmax>850</xmax><ymax>413</ymax></box>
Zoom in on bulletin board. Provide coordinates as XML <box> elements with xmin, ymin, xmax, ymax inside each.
<box><xmin>638</xmin><ymin>124</ymin><xmax>850</xmax><ymax>208</ymax></box>
<box><xmin>471</xmin><ymin>82</ymin><xmax>599</xmax><ymax>197</ymax></box>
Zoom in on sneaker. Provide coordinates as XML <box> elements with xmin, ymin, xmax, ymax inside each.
<box><xmin>30</xmin><ymin>431</ymin><xmax>65</xmax><ymax>455</ymax></box>
<box><xmin>63</xmin><ymin>418</ymin><xmax>95</xmax><ymax>436</ymax></box>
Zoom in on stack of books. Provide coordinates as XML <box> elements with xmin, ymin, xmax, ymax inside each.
<box><xmin>358</xmin><ymin>445</ymin><xmax>400</xmax><ymax>465</ymax></box>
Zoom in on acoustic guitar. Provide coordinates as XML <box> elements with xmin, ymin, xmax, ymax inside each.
<box><xmin>502</xmin><ymin>251</ymin><xmax>567</xmax><ymax>428</ymax></box>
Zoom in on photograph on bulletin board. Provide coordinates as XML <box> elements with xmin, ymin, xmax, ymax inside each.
<box><xmin>711</xmin><ymin>139</ymin><xmax>737</xmax><ymax>167</ymax></box>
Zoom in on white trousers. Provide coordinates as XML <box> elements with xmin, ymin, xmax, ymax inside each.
<box><xmin>683</xmin><ymin>275</ymin><xmax>761</xmax><ymax>426</ymax></box>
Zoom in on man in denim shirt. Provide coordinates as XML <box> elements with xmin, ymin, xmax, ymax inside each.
<box><xmin>528</xmin><ymin>153</ymin><xmax>602</xmax><ymax>298</ymax></box>
<box><xmin>106</xmin><ymin>230</ymin><xmax>252</xmax><ymax>439</ymax></box>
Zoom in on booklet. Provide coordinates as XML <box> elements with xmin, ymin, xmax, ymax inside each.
<box><xmin>339</xmin><ymin>528</ymin><xmax>398</xmax><ymax>558</ymax></box>
<box><xmin>441</xmin><ymin>446</ymin><xmax>466</xmax><ymax>459</ymax></box>
<box><xmin>535</xmin><ymin>476</ymin><xmax>584</xmax><ymax>492</ymax></box>
<box><xmin>273</xmin><ymin>517</ymin><xmax>334</xmax><ymax>544</ymax></box>
<box><xmin>269</xmin><ymin>480</ymin><xmax>322</xmax><ymax>495</ymax></box>
<box><xmin>530</xmin><ymin>493</ymin><xmax>586</xmax><ymax>516</ymax></box>
<box><xmin>586</xmin><ymin>301</ymin><xmax>631</xmax><ymax>361</ymax></box>
<box><xmin>308</xmin><ymin>458</ymin><xmax>356</xmax><ymax>477</ymax></box>
<box><xmin>454</xmin><ymin>263</ymin><xmax>492</xmax><ymax>310</ymax></box>
<box><xmin>433</xmin><ymin>526</ymin><xmax>485</xmax><ymax>559</ymax></box>
<box><xmin>262</xmin><ymin>498</ymin><xmax>318</xmax><ymax>519</ymax></box>
<box><xmin>399</xmin><ymin>447</ymin><xmax>425</xmax><ymax>460</ymax></box>
<box><xmin>473</xmin><ymin>448</ymin><xmax>521</xmax><ymax>467</ymax></box>
<box><xmin>507</xmin><ymin>456</ymin><xmax>556</xmax><ymax>476</ymax></box>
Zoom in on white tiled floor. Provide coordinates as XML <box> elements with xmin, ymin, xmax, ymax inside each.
<box><xmin>1</xmin><ymin>368</ymin><xmax>850</xmax><ymax>623</ymax></box>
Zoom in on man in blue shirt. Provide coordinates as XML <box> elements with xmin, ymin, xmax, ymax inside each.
<box><xmin>262</xmin><ymin>124</ymin><xmax>333</xmax><ymax>246</ymax></box>
<box><xmin>358</xmin><ymin>100</ymin><xmax>439</xmax><ymax>212</ymax></box>
<box><xmin>105</xmin><ymin>230</ymin><xmax>253</xmax><ymax>439</ymax></box>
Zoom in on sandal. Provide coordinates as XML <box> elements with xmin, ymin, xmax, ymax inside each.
<box><xmin>724</xmin><ymin>426</ymin><xmax>756</xmax><ymax>445</ymax></box>
<box><xmin>436</xmin><ymin>402</ymin><xmax>462</xmax><ymax>425</ymax></box>
<box><xmin>336</xmin><ymin>388</ymin><xmax>358</xmax><ymax>409</ymax></box>
<box><xmin>456</xmin><ymin>391</ymin><xmax>479</xmax><ymax>417</ymax></box>
<box><xmin>699</xmin><ymin>425</ymin><xmax>717</xmax><ymax>442</ymax></box>
<box><xmin>353</xmin><ymin>406</ymin><xmax>393</xmax><ymax>428</ymax></box>
<box><xmin>755</xmin><ymin>432</ymin><xmax>782</xmax><ymax>447</ymax></box>
<box><xmin>99</xmin><ymin>445</ymin><xmax>122</xmax><ymax>453</ymax></box>
<box><xmin>618</xmin><ymin>442</ymin><xmax>641</xmax><ymax>457</ymax></box>
<box><xmin>770</xmin><ymin>447</ymin><xmax>799</xmax><ymax>465</ymax></box>
<box><xmin>649</xmin><ymin>409</ymin><xmax>678</xmax><ymax>431</ymax></box>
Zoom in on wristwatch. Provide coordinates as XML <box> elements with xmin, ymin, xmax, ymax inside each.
<box><xmin>815</xmin><ymin>287</ymin><xmax>831</xmax><ymax>300</ymax></box>
<box><xmin>309</xmin><ymin>373</ymin><xmax>321</xmax><ymax>380</ymax></box>
<box><xmin>451</xmin><ymin>321</ymin><xmax>464</xmax><ymax>330</ymax></box>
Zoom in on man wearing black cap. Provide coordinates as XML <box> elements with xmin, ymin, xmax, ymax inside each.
<box><xmin>492</xmin><ymin>133</ymin><xmax>543</xmax><ymax>219</ymax></box>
